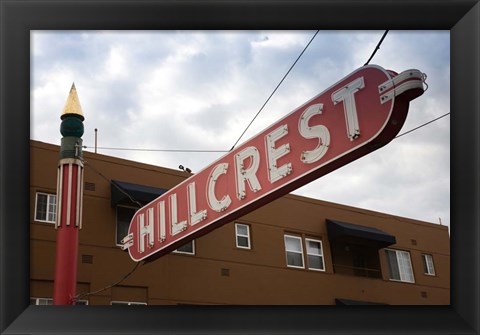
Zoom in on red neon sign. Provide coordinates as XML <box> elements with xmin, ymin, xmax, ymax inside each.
<box><xmin>121</xmin><ymin>65</ymin><xmax>426</xmax><ymax>262</ymax></box>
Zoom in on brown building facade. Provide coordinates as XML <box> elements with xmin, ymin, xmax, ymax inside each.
<box><xmin>30</xmin><ymin>140</ymin><xmax>450</xmax><ymax>305</ymax></box>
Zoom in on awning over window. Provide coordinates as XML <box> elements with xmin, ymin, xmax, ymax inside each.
<box><xmin>111</xmin><ymin>180</ymin><xmax>167</xmax><ymax>207</ymax></box>
<box><xmin>335</xmin><ymin>298</ymin><xmax>386</xmax><ymax>305</ymax></box>
<box><xmin>326</xmin><ymin>219</ymin><xmax>396</xmax><ymax>248</ymax></box>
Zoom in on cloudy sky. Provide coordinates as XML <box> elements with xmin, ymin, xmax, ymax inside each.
<box><xmin>30</xmin><ymin>30</ymin><xmax>450</xmax><ymax>230</ymax></box>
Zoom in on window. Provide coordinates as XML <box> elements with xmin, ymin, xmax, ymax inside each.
<box><xmin>235</xmin><ymin>223</ymin><xmax>251</xmax><ymax>249</ymax></box>
<box><xmin>116</xmin><ymin>206</ymin><xmax>137</xmax><ymax>246</ymax></box>
<box><xmin>385</xmin><ymin>249</ymin><xmax>415</xmax><ymax>283</ymax></box>
<box><xmin>422</xmin><ymin>254</ymin><xmax>436</xmax><ymax>275</ymax></box>
<box><xmin>35</xmin><ymin>192</ymin><xmax>56</xmax><ymax>223</ymax></box>
<box><xmin>284</xmin><ymin>235</ymin><xmax>304</xmax><ymax>268</ymax></box>
<box><xmin>284</xmin><ymin>235</ymin><xmax>326</xmax><ymax>271</ymax></box>
<box><xmin>30</xmin><ymin>297</ymin><xmax>88</xmax><ymax>305</ymax></box>
<box><xmin>305</xmin><ymin>238</ymin><xmax>325</xmax><ymax>271</ymax></box>
<box><xmin>111</xmin><ymin>301</ymin><xmax>147</xmax><ymax>306</ymax></box>
<box><xmin>30</xmin><ymin>297</ymin><xmax>53</xmax><ymax>305</ymax></box>
<box><xmin>173</xmin><ymin>240</ymin><xmax>195</xmax><ymax>255</ymax></box>
<box><xmin>75</xmin><ymin>300</ymin><xmax>89</xmax><ymax>305</ymax></box>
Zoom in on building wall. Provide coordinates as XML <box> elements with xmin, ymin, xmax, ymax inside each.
<box><xmin>30</xmin><ymin>140</ymin><xmax>450</xmax><ymax>305</ymax></box>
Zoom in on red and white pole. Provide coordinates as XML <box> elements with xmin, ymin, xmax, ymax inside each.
<box><xmin>53</xmin><ymin>159</ymin><xmax>84</xmax><ymax>304</ymax></box>
<box><xmin>53</xmin><ymin>84</ymin><xmax>85</xmax><ymax>305</ymax></box>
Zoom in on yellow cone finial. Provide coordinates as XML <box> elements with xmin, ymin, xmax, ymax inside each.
<box><xmin>61</xmin><ymin>83</ymin><xmax>84</xmax><ymax>120</ymax></box>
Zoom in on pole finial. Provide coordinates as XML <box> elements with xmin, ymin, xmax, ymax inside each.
<box><xmin>61</xmin><ymin>82</ymin><xmax>84</xmax><ymax>121</ymax></box>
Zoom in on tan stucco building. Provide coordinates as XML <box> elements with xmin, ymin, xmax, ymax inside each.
<box><xmin>30</xmin><ymin>140</ymin><xmax>450</xmax><ymax>305</ymax></box>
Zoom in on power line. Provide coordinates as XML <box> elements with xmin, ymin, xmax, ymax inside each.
<box><xmin>364</xmin><ymin>30</ymin><xmax>389</xmax><ymax>66</ymax></box>
<box><xmin>395</xmin><ymin>113</ymin><xmax>450</xmax><ymax>139</ymax></box>
<box><xmin>83</xmin><ymin>146</ymin><xmax>228</xmax><ymax>153</ymax></box>
<box><xmin>229</xmin><ymin>30</ymin><xmax>320</xmax><ymax>151</ymax></box>
<box><xmin>83</xmin><ymin>113</ymin><xmax>449</xmax><ymax>155</ymax></box>
<box><xmin>74</xmin><ymin>261</ymin><xmax>144</xmax><ymax>302</ymax></box>
<box><xmin>84</xmin><ymin>160</ymin><xmax>143</xmax><ymax>208</ymax></box>
<box><xmin>74</xmin><ymin>162</ymin><xmax>146</xmax><ymax>302</ymax></box>
<box><xmin>81</xmin><ymin>28</ymin><xmax>442</xmax><ymax>155</ymax></box>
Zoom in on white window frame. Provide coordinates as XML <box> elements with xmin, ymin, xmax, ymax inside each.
<box><xmin>115</xmin><ymin>205</ymin><xmax>137</xmax><ymax>247</ymax></box>
<box><xmin>30</xmin><ymin>297</ymin><xmax>53</xmax><ymax>305</ymax></box>
<box><xmin>173</xmin><ymin>240</ymin><xmax>195</xmax><ymax>255</ymax></box>
<box><xmin>34</xmin><ymin>192</ymin><xmax>57</xmax><ymax>224</ymax></box>
<box><xmin>111</xmin><ymin>301</ymin><xmax>147</xmax><ymax>306</ymax></box>
<box><xmin>284</xmin><ymin>235</ymin><xmax>305</xmax><ymax>269</ymax></box>
<box><xmin>422</xmin><ymin>254</ymin><xmax>436</xmax><ymax>276</ymax></box>
<box><xmin>235</xmin><ymin>223</ymin><xmax>251</xmax><ymax>249</ymax></box>
<box><xmin>30</xmin><ymin>297</ymin><xmax>88</xmax><ymax>305</ymax></box>
<box><xmin>74</xmin><ymin>299</ymin><xmax>89</xmax><ymax>305</ymax></box>
<box><xmin>305</xmin><ymin>238</ymin><xmax>326</xmax><ymax>272</ymax></box>
<box><xmin>385</xmin><ymin>249</ymin><xmax>415</xmax><ymax>283</ymax></box>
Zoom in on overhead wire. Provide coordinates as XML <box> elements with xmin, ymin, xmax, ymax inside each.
<box><xmin>364</xmin><ymin>30</ymin><xmax>389</xmax><ymax>66</ymax></box>
<box><xmin>394</xmin><ymin>113</ymin><xmax>450</xmax><ymax>139</ymax></box>
<box><xmin>81</xmin><ymin>31</ymin><xmax>447</xmax><ymax>152</ymax></box>
<box><xmin>81</xmin><ymin>113</ymin><xmax>450</xmax><ymax>154</ymax></box>
<box><xmin>84</xmin><ymin>159</ymin><xmax>143</xmax><ymax>208</ymax></box>
<box><xmin>75</xmin><ymin>160</ymin><xmax>145</xmax><ymax>303</ymax></box>
<box><xmin>83</xmin><ymin>146</ymin><xmax>228</xmax><ymax>153</ymax></box>
<box><xmin>229</xmin><ymin>30</ymin><xmax>320</xmax><ymax>151</ymax></box>
<box><xmin>74</xmin><ymin>261</ymin><xmax>144</xmax><ymax>303</ymax></box>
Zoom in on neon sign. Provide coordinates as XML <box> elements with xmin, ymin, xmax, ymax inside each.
<box><xmin>121</xmin><ymin>65</ymin><xmax>426</xmax><ymax>262</ymax></box>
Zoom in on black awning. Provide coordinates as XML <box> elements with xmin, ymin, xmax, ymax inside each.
<box><xmin>326</xmin><ymin>219</ymin><xmax>396</xmax><ymax>248</ymax></box>
<box><xmin>335</xmin><ymin>298</ymin><xmax>386</xmax><ymax>305</ymax></box>
<box><xmin>111</xmin><ymin>180</ymin><xmax>167</xmax><ymax>207</ymax></box>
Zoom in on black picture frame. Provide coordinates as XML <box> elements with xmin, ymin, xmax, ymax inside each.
<box><xmin>1</xmin><ymin>1</ymin><xmax>479</xmax><ymax>334</ymax></box>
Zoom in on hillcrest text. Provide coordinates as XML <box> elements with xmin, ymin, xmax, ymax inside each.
<box><xmin>121</xmin><ymin>65</ymin><xmax>426</xmax><ymax>262</ymax></box>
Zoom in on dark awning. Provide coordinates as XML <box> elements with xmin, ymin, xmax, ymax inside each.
<box><xmin>335</xmin><ymin>298</ymin><xmax>386</xmax><ymax>305</ymax></box>
<box><xmin>326</xmin><ymin>219</ymin><xmax>396</xmax><ymax>248</ymax></box>
<box><xmin>111</xmin><ymin>180</ymin><xmax>167</xmax><ymax>207</ymax></box>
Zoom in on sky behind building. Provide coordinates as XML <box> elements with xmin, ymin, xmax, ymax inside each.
<box><xmin>31</xmin><ymin>30</ymin><xmax>450</xmax><ymax>230</ymax></box>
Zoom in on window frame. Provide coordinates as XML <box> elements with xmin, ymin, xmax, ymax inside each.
<box><xmin>34</xmin><ymin>192</ymin><xmax>57</xmax><ymax>224</ymax></box>
<box><xmin>172</xmin><ymin>240</ymin><xmax>195</xmax><ymax>255</ymax></box>
<box><xmin>422</xmin><ymin>253</ymin><xmax>436</xmax><ymax>276</ymax></box>
<box><xmin>385</xmin><ymin>248</ymin><xmax>415</xmax><ymax>283</ymax></box>
<box><xmin>30</xmin><ymin>297</ymin><xmax>88</xmax><ymax>305</ymax></box>
<box><xmin>284</xmin><ymin>234</ymin><xmax>305</xmax><ymax>269</ymax></box>
<box><xmin>110</xmin><ymin>301</ymin><xmax>147</xmax><ymax>306</ymax></box>
<box><xmin>305</xmin><ymin>238</ymin><xmax>326</xmax><ymax>272</ymax></box>
<box><xmin>235</xmin><ymin>223</ymin><xmax>251</xmax><ymax>249</ymax></box>
<box><xmin>30</xmin><ymin>297</ymin><xmax>53</xmax><ymax>305</ymax></box>
<box><xmin>75</xmin><ymin>299</ymin><xmax>89</xmax><ymax>305</ymax></box>
<box><xmin>115</xmin><ymin>205</ymin><xmax>138</xmax><ymax>247</ymax></box>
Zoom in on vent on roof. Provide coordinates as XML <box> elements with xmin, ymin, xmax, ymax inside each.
<box><xmin>85</xmin><ymin>182</ymin><xmax>96</xmax><ymax>191</ymax></box>
<box><xmin>81</xmin><ymin>254</ymin><xmax>94</xmax><ymax>264</ymax></box>
<box><xmin>221</xmin><ymin>268</ymin><xmax>230</xmax><ymax>277</ymax></box>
